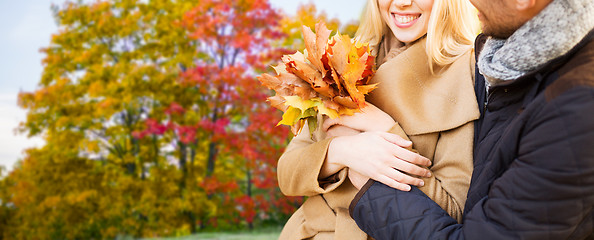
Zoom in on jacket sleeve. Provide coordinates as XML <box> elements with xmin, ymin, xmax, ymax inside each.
<box><xmin>350</xmin><ymin>87</ymin><xmax>594</xmax><ymax>240</ymax></box>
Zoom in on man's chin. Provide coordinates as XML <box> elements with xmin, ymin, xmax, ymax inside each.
<box><xmin>481</xmin><ymin>21</ymin><xmax>524</xmax><ymax>39</ymax></box>
<box><xmin>482</xmin><ymin>28</ymin><xmax>515</xmax><ymax>39</ymax></box>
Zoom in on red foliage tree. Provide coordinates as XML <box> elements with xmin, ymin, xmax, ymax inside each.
<box><xmin>132</xmin><ymin>0</ymin><xmax>300</xmax><ymax>229</ymax></box>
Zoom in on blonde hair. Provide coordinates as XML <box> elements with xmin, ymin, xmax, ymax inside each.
<box><xmin>355</xmin><ymin>0</ymin><xmax>479</xmax><ymax>71</ymax></box>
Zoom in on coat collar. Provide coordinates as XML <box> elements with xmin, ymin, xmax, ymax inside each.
<box><xmin>367</xmin><ymin>38</ymin><xmax>480</xmax><ymax>135</ymax></box>
<box><xmin>376</xmin><ymin>33</ymin><xmax>407</xmax><ymax>66</ymax></box>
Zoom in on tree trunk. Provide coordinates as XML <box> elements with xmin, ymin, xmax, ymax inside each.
<box><xmin>187</xmin><ymin>211</ymin><xmax>197</xmax><ymax>234</ymax></box>
<box><xmin>247</xmin><ymin>170</ymin><xmax>252</xmax><ymax>197</ymax></box>
<box><xmin>206</xmin><ymin>104</ymin><xmax>220</xmax><ymax>177</ymax></box>
<box><xmin>179</xmin><ymin>143</ymin><xmax>188</xmax><ymax>189</ymax></box>
<box><xmin>178</xmin><ymin>143</ymin><xmax>197</xmax><ymax>233</ymax></box>
<box><xmin>125</xmin><ymin>162</ymin><xmax>136</xmax><ymax>176</ymax></box>
<box><xmin>247</xmin><ymin>169</ymin><xmax>253</xmax><ymax>230</ymax></box>
<box><xmin>206</xmin><ymin>142</ymin><xmax>218</xmax><ymax>177</ymax></box>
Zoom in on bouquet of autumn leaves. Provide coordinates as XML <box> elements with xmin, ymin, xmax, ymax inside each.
<box><xmin>258</xmin><ymin>21</ymin><xmax>377</xmax><ymax>135</ymax></box>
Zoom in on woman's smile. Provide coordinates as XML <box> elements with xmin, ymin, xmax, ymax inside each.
<box><xmin>392</xmin><ymin>12</ymin><xmax>421</xmax><ymax>28</ymax></box>
<box><xmin>379</xmin><ymin>0</ymin><xmax>434</xmax><ymax>44</ymax></box>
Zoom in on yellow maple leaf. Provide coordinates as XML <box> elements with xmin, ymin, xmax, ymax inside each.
<box><xmin>283</xmin><ymin>95</ymin><xmax>319</xmax><ymax>112</ymax></box>
<box><xmin>277</xmin><ymin>107</ymin><xmax>302</xmax><ymax>126</ymax></box>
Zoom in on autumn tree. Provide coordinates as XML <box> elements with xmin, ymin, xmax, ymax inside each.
<box><xmin>138</xmin><ymin>0</ymin><xmax>295</xmax><ymax>230</ymax></box>
<box><xmin>11</xmin><ymin>0</ymin><xmax>220</xmax><ymax>238</ymax></box>
<box><xmin>1</xmin><ymin>0</ymin><xmax>360</xmax><ymax>238</ymax></box>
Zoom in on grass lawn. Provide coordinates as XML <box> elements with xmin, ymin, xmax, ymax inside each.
<box><xmin>141</xmin><ymin>226</ymin><xmax>281</xmax><ymax>240</ymax></box>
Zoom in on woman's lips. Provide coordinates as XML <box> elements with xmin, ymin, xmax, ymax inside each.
<box><xmin>392</xmin><ymin>13</ymin><xmax>421</xmax><ymax>28</ymax></box>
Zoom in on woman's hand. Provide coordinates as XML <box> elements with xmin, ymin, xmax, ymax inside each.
<box><xmin>323</xmin><ymin>102</ymin><xmax>396</xmax><ymax>133</ymax></box>
<box><xmin>319</xmin><ymin>102</ymin><xmax>432</xmax><ymax>192</ymax></box>
<box><xmin>348</xmin><ymin>168</ymin><xmax>369</xmax><ymax>190</ymax></box>
<box><xmin>326</xmin><ymin>131</ymin><xmax>432</xmax><ymax>192</ymax></box>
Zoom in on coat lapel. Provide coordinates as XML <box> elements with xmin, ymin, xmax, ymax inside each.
<box><xmin>367</xmin><ymin>38</ymin><xmax>480</xmax><ymax>135</ymax></box>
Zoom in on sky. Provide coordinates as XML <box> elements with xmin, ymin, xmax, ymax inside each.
<box><xmin>0</xmin><ymin>0</ymin><xmax>366</xmax><ymax>172</ymax></box>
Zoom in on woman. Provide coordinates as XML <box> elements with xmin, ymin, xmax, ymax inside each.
<box><xmin>277</xmin><ymin>0</ymin><xmax>480</xmax><ymax>239</ymax></box>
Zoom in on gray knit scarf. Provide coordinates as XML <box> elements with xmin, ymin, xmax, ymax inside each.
<box><xmin>478</xmin><ymin>0</ymin><xmax>594</xmax><ymax>86</ymax></box>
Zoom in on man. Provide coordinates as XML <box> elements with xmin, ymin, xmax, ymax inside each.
<box><xmin>348</xmin><ymin>0</ymin><xmax>594</xmax><ymax>239</ymax></box>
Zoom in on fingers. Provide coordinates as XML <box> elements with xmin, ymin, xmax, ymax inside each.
<box><xmin>391</xmin><ymin>145</ymin><xmax>432</xmax><ymax>168</ymax></box>
<box><xmin>376</xmin><ymin>132</ymin><xmax>431</xmax><ymax>167</ymax></box>
<box><xmin>373</xmin><ymin>166</ymin><xmax>426</xmax><ymax>192</ymax></box>
<box><xmin>322</xmin><ymin>116</ymin><xmax>340</xmax><ymax>132</ymax></box>
<box><xmin>388</xmin><ymin>157</ymin><xmax>432</xmax><ymax>178</ymax></box>
<box><xmin>382</xmin><ymin>167</ymin><xmax>425</xmax><ymax>187</ymax></box>
<box><xmin>378</xmin><ymin>131</ymin><xmax>413</xmax><ymax>148</ymax></box>
<box><xmin>375</xmin><ymin>175</ymin><xmax>412</xmax><ymax>192</ymax></box>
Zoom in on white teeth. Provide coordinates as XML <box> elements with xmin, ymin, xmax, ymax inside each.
<box><xmin>394</xmin><ymin>14</ymin><xmax>419</xmax><ymax>24</ymax></box>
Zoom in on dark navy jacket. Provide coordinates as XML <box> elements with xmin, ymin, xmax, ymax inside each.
<box><xmin>349</xmin><ymin>31</ymin><xmax>594</xmax><ymax>239</ymax></box>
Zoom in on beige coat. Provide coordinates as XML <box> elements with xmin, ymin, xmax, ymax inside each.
<box><xmin>277</xmin><ymin>37</ymin><xmax>480</xmax><ymax>240</ymax></box>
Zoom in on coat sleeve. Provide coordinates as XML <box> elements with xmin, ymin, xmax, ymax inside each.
<box><xmin>277</xmin><ymin>119</ymin><xmax>415</xmax><ymax>197</ymax></box>
<box><xmin>277</xmin><ymin>116</ymin><xmax>345</xmax><ymax>197</ymax></box>
<box><xmin>349</xmin><ymin>87</ymin><xmax>594</xmax><ymax>240</ymax></box>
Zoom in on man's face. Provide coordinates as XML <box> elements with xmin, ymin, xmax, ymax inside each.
<box><xmin>469</xmin><ymin>0</ymin><xmax>527</xmax><ymax>39</ymax></box>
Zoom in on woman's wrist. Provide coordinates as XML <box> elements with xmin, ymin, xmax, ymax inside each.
<box><xmin>320</xmin><ymin>137</ymin><xmax>348</xmax><ymax>179</ymax></box>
